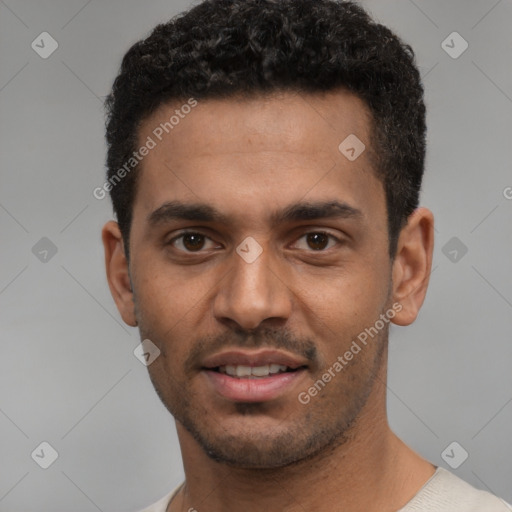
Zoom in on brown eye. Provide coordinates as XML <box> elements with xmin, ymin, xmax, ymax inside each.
<box><xmin>306</xmin><ymin>232</ymin><xmax>330</xmax><ymax>250</ymax></box>
<box><xmin>182</xmin><ymin>233</ymin><xmax>205</xmax><ymax>251</ymax></box>
<box><xmin>170</xmin><ymin>232</ymin><xmax>217</xmax><ymax>253</ymax></box>
<box><xmin>292</xmin><ymin>231</ymin><xmax>339</xmax><ymax>252</ymax></box>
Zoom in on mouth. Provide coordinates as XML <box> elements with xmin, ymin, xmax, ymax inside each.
<box><xmin>214</xmin><ymin>363</ymin><xmax>305</xmax><ymax>377</ymax></box>
<box><xmin>200</xmin><ymin>349</ymin><xmax>309</xmax><ymax>402</ymax></box>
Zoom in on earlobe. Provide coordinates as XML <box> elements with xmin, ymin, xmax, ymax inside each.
<box><xmin>390</xmin><ymin>207</ymin><xmax>434</xmax><ymax>326</ymax></box>
<box><xmin>101</xmin><ymin>220</ymin><xmax>138</xmax><ymax>327</ymax></box>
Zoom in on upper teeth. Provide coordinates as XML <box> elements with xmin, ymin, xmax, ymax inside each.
<box><xmin>219</xmin><ymin>364</ymin><xmax>289</xmax><ymax>377</ymax></box>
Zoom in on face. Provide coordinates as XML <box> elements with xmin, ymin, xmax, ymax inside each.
<box><xmin>108</xmin><ymin>90</ymin><xmax>405</xmax><ymax>468</ymax></box>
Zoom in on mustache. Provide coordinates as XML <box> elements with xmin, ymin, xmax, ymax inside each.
<box><xmin>184</xmin><ymin>326</ymin><xmax>318</xmax><ymax>372</ymax></box>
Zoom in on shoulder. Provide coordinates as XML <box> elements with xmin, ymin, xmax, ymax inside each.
<box><xmin>400</xmin><ymin>467</ymin><xmax>511</xmax><ymax>512</ymax></box>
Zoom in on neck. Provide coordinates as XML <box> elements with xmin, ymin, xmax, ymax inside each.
<box><xmin>169</xmin><ymin>362</ymin><xmax>435</xmax><ymax>512</ymax></box>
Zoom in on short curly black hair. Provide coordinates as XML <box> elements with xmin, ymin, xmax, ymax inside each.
<box><xmin>104</xmin><ymin>0</ymin><xmax>426</xmax><ymax>260</ymax></box>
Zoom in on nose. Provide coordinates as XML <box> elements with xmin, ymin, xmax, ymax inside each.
<box><xmin>212</xmin><ymin>243</ymin><xmax>293</xmax><ymax>330</ymax></box>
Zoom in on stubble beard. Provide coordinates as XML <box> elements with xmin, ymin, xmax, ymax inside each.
<box><xmin>146</xmin><ymin>326</ymin><xmax>388</xmax><ymax>470</ymax></box>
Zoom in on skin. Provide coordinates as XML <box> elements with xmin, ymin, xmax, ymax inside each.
<box><xmin>102</xmin><ymin>89</ymin><xmax>436</xmax><ymax>511</ymax></box>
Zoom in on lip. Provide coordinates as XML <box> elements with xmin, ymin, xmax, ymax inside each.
<box><xmin>200</xmin><ymin>349</ymin><xmax>309</xmax><ymax>403</ymax></box>
<box><xmin>202</xmin><ymin>368</ymin><xmax>307</xmax><ymax>402</ymax></box>
<box><xmin>201</xmin><ymin>349</ymin><xmax>309</xmax><ymax>370</ymax></box>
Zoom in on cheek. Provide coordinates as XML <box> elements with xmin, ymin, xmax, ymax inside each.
<box><xmin>298</xmin><ymin>264</ymin><xmax>388</xmax><ymax>318</ymax></box>
<box><xmin>134</xmin><ymin>259</ymin><xmax>210</xmax><ymax>325</ymax></box>
<box><xmin>132</xmin><ymin>261</ymin><xmax>219</xmax><ymax>370</ymax></box>
<box><xmin>294</xmin><ymin>265</ymin><xmax>390</xmax><ymax>356</ymax></box>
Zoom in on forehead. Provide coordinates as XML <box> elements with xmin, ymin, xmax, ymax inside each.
<box><xmin>132</xmin><ymin>89</ymin><xmax>384</xmax><ymax>229</ymax></box>
<box><xmin>140</xmin><ymin>89</ymin><xmax>372</xmax><ymax>157</ymax></box>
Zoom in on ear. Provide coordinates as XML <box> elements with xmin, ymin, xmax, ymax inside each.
<box><xmin>101</xmin><ymin>220</ymin><xmax>137</xmax><ymax>327</ymax></box>
<box><xmin>390</xmin><ymin>207</ymin><xmax>434</xmax><ymax>326</ymax></box>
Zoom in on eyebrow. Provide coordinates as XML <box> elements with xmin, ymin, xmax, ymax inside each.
<box><xmin>146</xmin><ymin>199</ymin><xmax>362</xmax><ymax>227</ymax></box>
<box><xmin>272</xmin><ymin>200</ymin><xmax>362</xmax><ymax>224</ymax></box>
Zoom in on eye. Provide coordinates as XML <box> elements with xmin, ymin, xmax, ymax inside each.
<box><xmin>293</xmin><ymin>231</ymin><xmax>340</xmax><ymax>251</ymax></box>
<box><xmin>169</xmin><ymin>232</ymin><xmax>219</xmax><ymax>252</ymax></box>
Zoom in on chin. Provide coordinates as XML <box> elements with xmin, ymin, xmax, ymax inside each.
<box><xmin>183</xmin><ymin>412</ymin><xmax>352</xmax><ymax>470</ymax></box>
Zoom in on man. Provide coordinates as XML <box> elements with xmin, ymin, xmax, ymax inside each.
<box><xmin>101</xmin><ymin>0</ymin><xmax>511</xmax><ymax>510</ymax></box>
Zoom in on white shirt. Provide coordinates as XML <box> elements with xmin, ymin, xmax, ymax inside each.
<box><xmin>138</xmin><ymin>467</ymin><xmax>511</xmax><ymax>512</ymax></box>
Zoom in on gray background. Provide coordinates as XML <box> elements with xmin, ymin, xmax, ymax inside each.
<box><xmin>0</xmin><ymin>0</ymin><xmax>511</xmax><ymax>510</ymax></box>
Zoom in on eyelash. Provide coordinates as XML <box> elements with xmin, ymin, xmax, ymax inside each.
<box><xmin>167</xmin><ymin>230</ymin><xmax>342</xmax><ymax>253</ymax></box>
